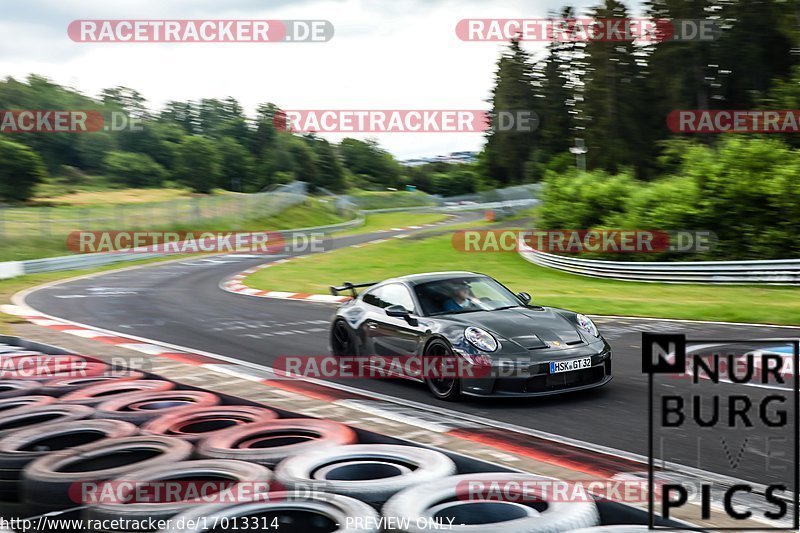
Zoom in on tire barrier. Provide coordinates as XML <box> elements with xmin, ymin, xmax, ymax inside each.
<box><xmin>0</xmin><ymin>419</ymin><xmax>138</xmax><ymax>501</ymax></box>
<box><xmin>0</xmin><ymin>404</ymin><xmax>94</xmax><ymax>439</ymax></box>
<box><xmin>196</xmin><ymin>419</ymin><xmax>358</xmax><ymax>467</ymax></box>
<box><xmin>93</xmin><ymin>391</ymin><xmax>221</xmax><ymax>424</ymax></box>
<box><xmin>0</xmin><ymin>395</ymin><xmax>56</xmax><ymax>415</ymax></box>
<box><xmin>0</xmin><ymin>337</ymin><xmax>686</xmax><ymax>530</ymax></box>
<box><xmin>83</xmin><ymin>459</ymin><xmax>272</xmax><ymax>533</ymax></box>
<box><xmin>142</xmin><ymin>405</ymin><xmax>279</xmax><ymax>443</ymax></box>
<box><xmin>275</xmin><ymin>444</ymin><xmax>457</xmax><ymax>506</ymax></box>
<box><xmin>60</xmin><ymin>380</ymin><xmax>175</xmax><ymax>406</ymax></box>
<box><xmin>22</xmin><ymin>436</ymin><xmax>193</xmax><ymax>512</ymax></box>
<box><xmin>0</xmin><ymin>381</ymin><xmax>40</xmax><ymax>399</ymax></box>
<box><xmin>156</xmin><ymin>493</ymin><xmax>380</xmax><ymax>533</ymax></box>
<box><xmin>382</xmin><ymin>473</ymin><xmax>601</xmax><ymax>533</ymax></box>
<box><xmin>42</xmin><ymin>371</ymin><xmax>146</xmax><ymax>396</ymax></box>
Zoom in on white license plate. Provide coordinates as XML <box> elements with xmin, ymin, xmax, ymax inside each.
<box><xmin>549</xmin><ymin>357</ymin><xmax>592</xmax><ymax>374</ymax></box>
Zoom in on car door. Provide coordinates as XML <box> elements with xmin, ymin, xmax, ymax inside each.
<box><xmin>367</xmin><ymin>284</ymin><xmax>425</xmax><ymax>370</ymax></box>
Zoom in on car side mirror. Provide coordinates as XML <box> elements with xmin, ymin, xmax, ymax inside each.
<box><xmin>517</xmin><ymin>292</ymin><xmax>532</xmax><ymax>304</ymax></box>
<box><xmin>386</xmin><ymin>305</ymin><xmax>411</xmax><ymax>318</ymax></box>
<box><xmin>385</xmin><ymin>305</ymin><xmax>418</xmax><ymax>326</ymax></box>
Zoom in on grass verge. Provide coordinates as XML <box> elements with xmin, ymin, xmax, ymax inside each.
<box><xmin>245</xmin><ymin>233</ymin><xmax>800</xmax><ymax>326</ymax></box>
<box><xmin>0</xmin><ymin>198</ymin><xmax>348</xmax><ymax>262</ymax></box>
<box><xmin>335</xmin><ymin>212</ymin><xmax>447</xmax><ymax>236</ymax></box>
<box><xmin>349</xmin><ymin>190</ymin><xmax>436</xmax><ymax>209</ymax></box>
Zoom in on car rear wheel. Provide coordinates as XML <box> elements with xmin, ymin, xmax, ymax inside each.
<box><xmin>330</xmin><ymin>319</ymin><xmax>358</xmax><ymax>357</ymax></box>
<box><xmin>423</xmin><ymin>339</ymin><xmax>461</xmax><ymax>401</ymax></box>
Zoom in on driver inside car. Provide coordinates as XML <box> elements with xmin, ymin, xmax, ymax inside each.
<box><xmin>442</xmin><ymin>280</ymin><xmax>481</xmax><ymax>312</ymax></box>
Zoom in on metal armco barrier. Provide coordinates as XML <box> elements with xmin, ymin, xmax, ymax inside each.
<box><xmin>0</xmin><ymin>261</ymin><xmax>24</xmax><ymax>280</ymax></box>
<box><xmin>518</xmin><ymin>239</ymin><xmax>800</xmax><ymax>285</ymax></box>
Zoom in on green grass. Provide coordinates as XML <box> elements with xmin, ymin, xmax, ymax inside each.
<box><xmin>349</xmin><ymin>190</ymin><xmax>437</xmax><ymax>209</ymax></box>
<box><xmin>2</xmin><ymin>183</ymin><xmax>304</xmax><ymax>240</ymax></box>
<box><xmin>32</xmin><ymin>186</ymin><xmax>196</xmax><ymax>207</ymax></box>
<box><xmin>0</xmin><ymin>198</ymin><xmax>348</xmax><ymax>262</ymax></box>
<box><xmin>246</xmin><ymin>233</ymin><xmax>800</xmax><ymax>326</ymax></box>
<box><xmin>335</xmin><ymin>212</ymin><xmax>448</xmax><ymax>236</ymax></box>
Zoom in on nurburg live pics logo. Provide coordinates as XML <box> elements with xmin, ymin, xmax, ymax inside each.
<box><xmin>642</xmin><ymin>332</ymin><xmax>799</xmax><ymax>529</ymax></box>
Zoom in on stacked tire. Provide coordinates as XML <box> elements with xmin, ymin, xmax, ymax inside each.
<box><xmin>0</xmin><ymin>343</ymin><xmax>621</xmax><ymax>533</ymax></box>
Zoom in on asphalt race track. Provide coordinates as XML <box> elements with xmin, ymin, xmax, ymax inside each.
<box><xmin>23</xmin><ymin>215</ymin><xmax>800</xmax><ymax>490</ymax></box>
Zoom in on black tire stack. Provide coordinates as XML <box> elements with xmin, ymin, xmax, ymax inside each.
<box><xmin>0</xmin><ymin>341</ymin><xmax>609</xmax><ymax>533</ymax></box>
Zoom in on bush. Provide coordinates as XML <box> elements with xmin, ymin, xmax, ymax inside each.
<box><xmin>104</xmin><ymin>151</ymin><xmax>166</xmax><ymax>188</ymax></box>
<box><xmin>538</xmin><ymin>137</ymin><xmax>800</xmax><ymax>260</ymax></box>
<box><xmin>0</xmin><ymin>139</ymin><xmax>47</xmax><ymax>201</ymax></box>
<box><xmin>539</xmin><ymin>169</ymin><xmax>636</xmax><ymax>228</ymax></box>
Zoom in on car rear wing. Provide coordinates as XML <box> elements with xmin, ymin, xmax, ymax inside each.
<box><xmin>329</xmin><ymin>281</ymin><xmax>378</xmax><ymax>298</ymax></box>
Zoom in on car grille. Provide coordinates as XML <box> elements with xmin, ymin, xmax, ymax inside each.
<box><xmin>523</xmin><ymin>359</ymin><xmax>610</xmax><ymax>393</ymax></box>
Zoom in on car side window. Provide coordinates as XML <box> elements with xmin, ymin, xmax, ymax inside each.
<box><xmin>380</xmin><ymin>284</ymin><xmax>416</xmax><ymax>312</ymax></box>
<box><xmin>362</xmin><ymin>288</ymin><xmax>387</xmax><ymax>308</ymax></box>
<box><xmin>362</xmin><ymin>284</ymin><xmax>415</xmax><ymax>312</ymax></box>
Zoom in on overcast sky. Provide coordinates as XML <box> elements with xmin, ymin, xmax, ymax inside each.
<box><xmin>0</xmin><ymin>0</ymin><xmax>637</xmax><ymax>158</ymax></box>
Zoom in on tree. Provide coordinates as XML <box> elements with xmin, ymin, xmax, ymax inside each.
<box><xmin>104</xmin><ymin>151</ymin><xmax>166</xmax><ymax>188</ymax></box>
<box><xmin>483</xmin><ymin>37</ymin><xmax>538</xmax><ymax>185</ymax></box>
<box><xmin>714</xmin><ymin>0</ymin><xmax>797</xmax><ymax>109</ymax></box>
<box><xmin>762</xmin><ymin>65</ymin><xmax>800</xmax><ymax>147</ymax></box>
<box><xmin>101</xmin><ymin>87</ymin><xmax>149</xmax><ymax>120</ymax></box>
<box><xmin>173</xmin><ymin>136</ymin><xmax>222</xmax><ymax>193</ymax></box>
<box><xmin>217</xmin><ymin>137</ymin><xmax>254</xmax><ymax>192</ymax></box>
<box><xmin>159</xmin><ymin>101</ymin><xmax>197</xmax><ymax>133</ymax></box>
<box><xmin>287</xmin><ymin>138</ymin><xmax>318</xmax><ymax>185</ymax></box>
<box><xmin>581</xmin><ymin>0</ymin><xmax>651</xmax><ymax>175</ymax></box>
<box><xmin>0</xmin><ymin>139</ymin><xmax>47</xmax><ymax>201</ymax></box>
<box><xmin>532</xmin><ymin>6</ymin><xmax>579</xmax><ymax>169</ymax></box>
<box><xmin>312</xmin><ymin>138</ymin><xmax>346</xmax><ymax>192</ymax></box>
<box><xmin>339</xmin><ymin>138</ymin><xmax>401</xmax><ymax>188</ymax></box>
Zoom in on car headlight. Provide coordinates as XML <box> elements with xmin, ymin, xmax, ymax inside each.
<box><xmin>464</xmin><ymin>326</ymin><xmax>498</xmax><ymax>352</ymax></box>
<box><xmin>576</xmin><ymin>314</ymin><xmax>599</xmax><ymax>338</ymax></box>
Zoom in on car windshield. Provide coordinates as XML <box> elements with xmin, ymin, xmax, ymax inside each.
<box><xmin>413</xmin><ymin>276</ymin><xmax>523</xmax><ymax>316</ymax></box>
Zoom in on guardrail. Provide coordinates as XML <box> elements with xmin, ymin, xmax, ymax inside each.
<box><xmin>518</xmin><ymin>239</ymin><xmax>800</xmax><ymax>285</ymax></box>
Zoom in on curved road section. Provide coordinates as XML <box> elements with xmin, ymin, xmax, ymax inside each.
<box><xmin>21</xmin><ymin>213</ymin><xmax>799</xmax><ymax>492</ymax></box>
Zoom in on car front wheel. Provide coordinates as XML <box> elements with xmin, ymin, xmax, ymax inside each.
<box><xmin>423</xmin><ymin>339</ymin><xmax>461</xmax><ymax>401</ymax></box>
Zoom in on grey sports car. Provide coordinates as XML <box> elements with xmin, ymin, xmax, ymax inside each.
<box><xmin>329</xmin><ymin>271</ymin><xmax>612</xmax><ymax>400</ymax></box>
